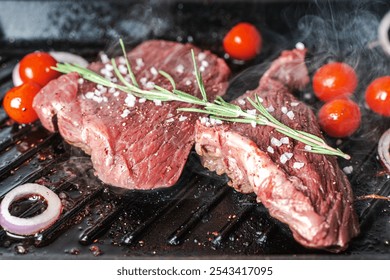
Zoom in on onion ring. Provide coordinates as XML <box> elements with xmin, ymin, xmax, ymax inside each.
<box><xmin>378</xmin><ymin>11</ymin><xmax>390</xmax><ymax>56</ymax></box>
<box><xmin>12</xmin><ymin>63</ymin><xmax>23</xmax><ymax>87</ymax></box>
<box><xmin>12</xmin><ymin>51</ymin><xmax>88</xmax><ymax>87</ymax></box>
<box><xmin>0</xmin><ymin>183</ymin><xmax>62</xmax><ymax>236</ymax></box>
<box><xmin>378</xmin><ymin>128</ymin><xmax>390</xmax><ymax>172</ymax></box>
<box><xmin>49</xmin><ymin>51</ymin><xmax>89</xmax><ymax>68</ymax></box>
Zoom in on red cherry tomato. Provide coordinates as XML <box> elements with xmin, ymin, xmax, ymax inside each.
<box><xmin>365</xmin><ymin>76</ymin><xmax>390</xmax><ymax>117</ymax></box>
<box><xmin>313</xmin><ymin>62</ymin><xmax>358</xmax><ymax>102</ymax></box>
<box><xmin>318</xmin><ymin>98</ymin><xmax>361</xmax><ymax>138</ymax></box>
<box><xmin>19</xmin><ymin>52</ymin><xmax>60</xmax><ymax>86</ymax></box>
<box><xmin>3</xmin><ymin>82</ymin><xmax>42</xmax><ymax>124</ymax></box>
<box><xmin>223</xmin><ymin>22</ymin><xmax>262</xmax><ymax>61</ymax></box>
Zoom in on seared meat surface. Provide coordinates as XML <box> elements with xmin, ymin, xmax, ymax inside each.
<box><xmin>195</xmin><ymin>48</ymin><xmax>359</xmax><ymax>251</ymax></box>
<box><xmin>33</xmin><ymin>40</ymin><xmax>230</xmax><ymax>190</ymax></box>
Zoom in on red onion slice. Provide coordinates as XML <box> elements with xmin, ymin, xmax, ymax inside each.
<box><xmin>0</xmin><ymin>183</ymin><xmax>62</xmax><ymax>236</ymax></box>
<box><xmin>12</xmin><ymin>51</ymin><xmax>88</xmax><ymax>87</ymax></box>
<box><xmin>378</xmin><ymin>128</ymin><xmax>390</xmax><ymax>172</ymax></box>
<box><xmin>379</xmin><ymin>11</ymin><xmax>390</xmax><ymax>56</ymax></box>
<box><xmin>12</xmin><ymin>63</ymin><xmax>23</xmax><ymax>87</ymax></box>
<box><xmin>49</xmin><ymin>51</ymin><xmax>88</xmax><ymax>68</ymax></box>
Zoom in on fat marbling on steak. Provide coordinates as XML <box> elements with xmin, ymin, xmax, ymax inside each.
<box><xmin>33</xmin><ymin>40</ymin><xmax>230</xmax><ymax>190</ymax></box>
<box><xmin>194</xmin><ymin>48</ymin><xmax>359</xmax><ymax>251</ymax></box>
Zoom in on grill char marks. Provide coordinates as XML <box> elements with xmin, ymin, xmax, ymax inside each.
<box><xmin>33</xmin><ymin>40</ymin><xmax>230</xmax><ymax>190</ymax></box>
<box><xmin>195</xmin><ymin>48</ymin><xmax>359</xmax><ymax>251</ymax></box>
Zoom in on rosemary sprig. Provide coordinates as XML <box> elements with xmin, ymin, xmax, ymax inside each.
<box><xmin>53</xmin><ymin>40</ymin><xmax>350</xmax><ymax>160</ymax></box>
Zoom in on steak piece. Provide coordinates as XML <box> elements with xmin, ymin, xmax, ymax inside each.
<box><xmin>195</xmin><ymin>48</ymin><xmax>359</xmax><ymax>251</ymax></box>
<box><xmin>33</xmin><ymin>40</ymin><xmax>230</xmax><ymax>190</ymax></box>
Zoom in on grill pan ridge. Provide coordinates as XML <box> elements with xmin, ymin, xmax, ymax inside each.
<box><xmin>0</xmin><ymin>0</ymin><xmax>389</xmax><ymax>259</ymax></box>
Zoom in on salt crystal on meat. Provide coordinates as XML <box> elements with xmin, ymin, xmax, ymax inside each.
<box><xmin>271</xmin><ymin>137</ymin><xmax>282</xmax><ymax>147</ymax></box>
<box><xmin>287</xmin><ymin>111</ymin><xmax>295</xmax><ymax>120</ymax></box>
<box><xmin>293</xmin><ymin>162</ymin><xmax>305</xmax><ymax>169</ymax></box>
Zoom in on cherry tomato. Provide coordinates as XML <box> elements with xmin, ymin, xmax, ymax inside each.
<box><xmin>365</xmin><ymin>76</ymin><xmax>390</xmax><ymax>117</ymax></box>
<box><xmin>313</xmin><ymin>62</ymin><xmax>358</xmax><ymax>102</ymax></box>
<box><xmin>318</xmin><ymin>98</ymin><xmax>361</xmax><ymax>138</ymax></box>
<box><xmin>19</xmin><ymin>52</ymin><xmax>60</xmax><ymax>86</ymax></box>
<box><xmin>223</xmin><ymin>22</ymin><xmax>262</xmax><ymax>61</ymax></box>
<box><xmin>3</xmin><ymin>82</ymin><xmax>42</xmax><ymax>124</ymax></box>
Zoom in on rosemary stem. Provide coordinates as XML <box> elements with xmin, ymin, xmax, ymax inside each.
<box><xmin>52</xmin><ymin>40</ymin><xmax>351</xmax><ymax>160</ymax></box>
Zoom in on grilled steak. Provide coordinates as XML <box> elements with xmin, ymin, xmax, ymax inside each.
<box><xmin>194</xmin><ymin>48</ymin><xmax>359</xmax><ymax>251</ymax></box>
<box><xmin>33</xmin><ymin>40</ymin><xmax>230</xmax><ymax>190</ymax></box>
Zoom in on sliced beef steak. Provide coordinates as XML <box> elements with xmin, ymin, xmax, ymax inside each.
<box><xmin>33</xmin><ymin>40</ymin><xmax>230</xmax><ymax>190</ymax></box>
<box><xmin>195</xmin><ymin>48</ymin><xmax>359</xmax><ymax>251</ymax></box>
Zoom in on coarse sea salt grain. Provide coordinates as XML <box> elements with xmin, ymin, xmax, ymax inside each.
<box><xmin>136</xmin><ymin>58</ymin><xmax>144</xmax><ymax>68</ymax></box>
<box><xmin>140</xmin><ymin>77</ymin><xmax>147</xmax><ymax>85</ymax></box>
<box><xmin>286</xmin><ymin>111</ymin><xmax>295</xmax><ymax>120</ymax></box>
<box><xmin>153</xmin><ymin>100</ymin><xmax>162</xmax><ymax>106</ymax></box>
<box><xmin>198</xmin><ymin>52</ymin><xmax>206</xmax><ymax>61</ymax></box>
<box><xmin>166</xmin><ymin>118</ymin><xmax>175</xmax><ymax>123</ymax></box>
<box><xmin>267</xmin><ymin>146</ymin><xmax>274</xmax><ymax>154</ymax></box>
<box><xmin>179</xmin><ymin>115</ymin><xmax>188</xmax><ymax>122</ymax></box>
<box><xmin>146</xmin><ymin>81</ymin><xmax>155</xmax><ymax>89</ymax></box>
<box><xmin>92</xmin><ymin>96</ymin><xmax>103</xmax><ymax>103</ymax></box>
<box><xmin>100</xmin><ymin>53</ymin><xmax>109</xmax><ymax>63</ymax></box>
<box><xmin>125</xmin><ymin>94</ymin><xmax>136</xmax><ymax>107</ymax></box>
<box><xmin>78</xmin><ymin>78</ymin><xmax>84</xmax><ymax>85</ymax></box>
<box><xmin>280</xmin><ymin>137</ymin><xmax>289</xmax><ymax>145</ymax></box>
<box><xmin>251</xmin><ymin>121</ymin><xmax>256</xmax><ymax>128</ymax></box>
<box><xmin>247</xmin><ymin>109</ymin><xmax>256</xmax><ymax>116</ymax></box>
<box><xmin>121</xmin><ymin>109</ymin><xmax>131</xmax><ymax>118</ymax></box>
<box><xmin>200</xmin><ymin>117</ymin><xmax>209</xmax><ymax>125</ymax></box>
<box><xmin>85</xmin><ymin>92</ymin><xmax>94</xmax><ymax>99</ymax></box>
<box><xmin>176</xmin><ymin>64</ymin><xmax>184</xmax><ymax>74</ymax></box>
<box><xmin>237</xmin><ymin>99</ymin><xmax>246</xmax><ymax>105</ymax></box>
<box><xmin>185</xmin><ymin>80</ymin><xmax>192</xmax><ymax>86</ymax></box>
<box><xmin>343</xmin><ymin>166</ymin><xmax>353</xmax><ymax>174</ymax></box>
<box><xmin>201</xmin><ymin>60</ymin><xmax>209</xmax><ymax>67</ymax></box>
<box><xmin>304</xmin><ymin>145</ymin><xmax>312</xmax><ymax>151</ymax></box>
<box><xmin>138</xmin><ymin>98</ymin><xmax>146</xmax><ymax>103</ymax></box>
<box><xmin>266</xmin><ymin>105</ymin><xmax>275</xmax><ymax>112</ymax></box>
<box><xmin>105</xmin><ymin>63</ymin><xmax>114</xmax><ymax>71</ymax></box>
<box><xmin>295</xmin><ymin>42</ymin><xmax>305</xmax><ymax>50</ymax></box>
<box><xmin>118</xmin><ymin>56</ymin><xmax>127</xmax><ymax>65</ymax></box>
<box><xmin>293</xmin><ymin>162</ymin><xmax>305</xmax><ymax>169</ymax></box>
<box><xmin>291</xmin><ymin>102</ymin><xmax>300</xmax><ymax>107</ymax></box>
<box><xmin>118</xmin><ymin>64</ymin><xmax>127</xmax><ymax>74</ymax></box>
<box><xmin>209</xmin><ymin>118</ymin><xmax>223</xmax><ymax>125</ymax></box>
<box><xmin>281</xmin><ymin>106</ymin><xmax>288</xmax><ymax>114</ymax></box>
<box><xmin>150</xmin><ymin>67</ymin><xmax>158</xmax><ymax>76</ymax></box>
<box><xmin>113</xmin><ymin>91</ymin><xmax>120</xmax><ymax>97</ymax></box>
<box><xmin>271</xmin><ymin>137</ymin><xmax>282</xmax><ymax>147</ymax></box>
<box><xmin>280</xmin><ymin>152</ymin><xmax>293</xmax><ymax>164</ymax></box>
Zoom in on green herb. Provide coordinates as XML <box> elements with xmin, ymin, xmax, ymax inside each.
<box><xmin>53</xmin><ymin>39</ymin><xmax>350</xmax><ymax>160</ymax></box>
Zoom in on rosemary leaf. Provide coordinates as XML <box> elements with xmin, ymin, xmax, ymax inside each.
<box><xmin>159</xmin><ymin>70</ymin><xmax>176</xmax><ymax>90</ymax></box>
<box><xmin>119</xmin><ymin>39</ymin><xmax>139</xmax><ymax>87</ymax></box>
<box><xmin>172</xmin><ymin>90</ymin><xmax>205</xmax><ymax>105</ymax></box>
<box><xmin>177</xmin><ymin>107</ymin><xmax>213</xmax><ymax>114</ymax></box>
<box><xmin>191</xmin><ymin>49</ymin><xmax>208</xmax><ymax>102</ymax></box>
